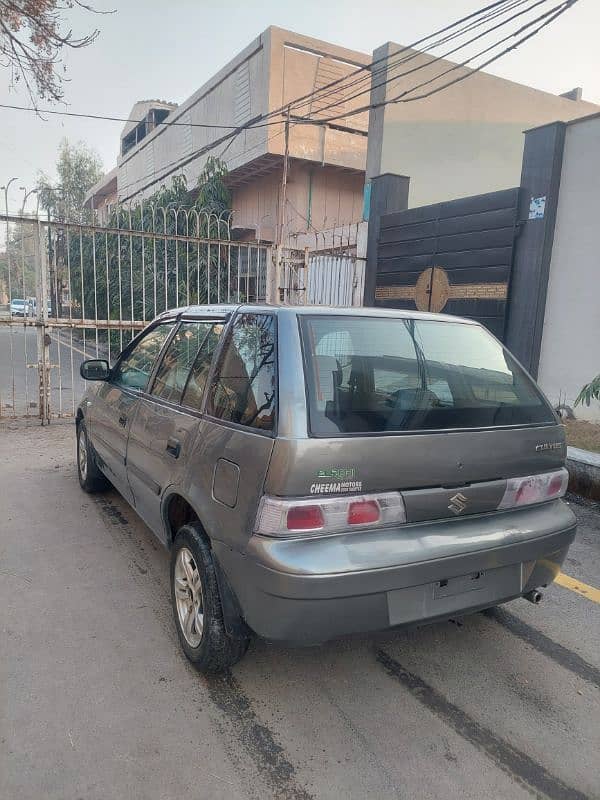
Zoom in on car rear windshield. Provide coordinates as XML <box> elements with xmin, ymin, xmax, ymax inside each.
<box><xmin>300</xmin><ymin>315</ymin><xmax>555</xmax><ymax>435</ymax></box>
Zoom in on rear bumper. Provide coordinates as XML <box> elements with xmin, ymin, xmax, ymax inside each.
<box><xmin>213</xmin><ymin>500</ymin><xmax>577</xmax><ymax>643</ymax></box>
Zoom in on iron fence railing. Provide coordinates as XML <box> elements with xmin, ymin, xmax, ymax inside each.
<box><xmin>0</xmin><ymin>207</ymin><xmax>270</xmax><ymax>421</ymax></box>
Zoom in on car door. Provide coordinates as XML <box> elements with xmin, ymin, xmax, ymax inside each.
<box><xmin>184</xmin><ymin>312</ymin><xmax>278</xmax><ymax>551</ymax></box>
<box><xmin>86</xmin><ymin>322</ymin><xmax>175</xmax><ymax>502</ymax></box>
<box><xmin>125</xmin><ymin>318</ymin><xmax>225</xmax><ymax>541</ymax></box>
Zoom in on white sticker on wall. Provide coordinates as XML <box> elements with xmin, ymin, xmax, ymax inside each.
<box><xmin>529</xmin><ymin>196</ymin><xmax>546</xmax><ymax>220</ymax></box>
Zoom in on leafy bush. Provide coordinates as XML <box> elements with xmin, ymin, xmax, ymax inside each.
<box><xmin>575</xmin><ymin>375</ymin><xmax>600</xmax><ymax>407</ymax></box>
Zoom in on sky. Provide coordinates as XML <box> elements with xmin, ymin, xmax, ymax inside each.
<box><xmin>1</xmin><ymin>0</ymin><xmax>599</xmax><ymax>214</ymax></box>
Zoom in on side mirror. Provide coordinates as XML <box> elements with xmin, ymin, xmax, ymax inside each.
<box><xmin>80</xmin><ymin>359</ymin><xmax>110</xmax><ymax>381</ymax></box>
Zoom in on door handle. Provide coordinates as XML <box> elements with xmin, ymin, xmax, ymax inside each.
<box><xmin>166</xmin><ymin>437</ymin><xmax>181</xmax><ymax>459</ymax></box>
<box><xmin>118</xmin><ymin>414</ymin><xmax>127</xmax><ymax>427</ymax></box>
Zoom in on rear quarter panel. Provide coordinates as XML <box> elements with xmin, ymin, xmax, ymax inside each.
<box><xmin>182</xmin><ymin>418</ymin><xmax>275</xmax><ymax>550</ymax></box>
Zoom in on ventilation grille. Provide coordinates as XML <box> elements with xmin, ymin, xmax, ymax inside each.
<box><xmin>180</xmin><ymin>110</ymin><xmax>193</xmax><ymax>157</ymax></box>
<box><xmin>145</xmin><ymin>140</ymin><xmax>155</xmax><ymax>179</ymax></box>
<box><xmin>234</xmin><ymin>61</ymin><xmax>252</xmax><ymax>126</ymax></box>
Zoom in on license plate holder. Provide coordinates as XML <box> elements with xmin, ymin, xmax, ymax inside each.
<box><xmin>387</xmin><ymin>563</ymin><xmax>523</xmax><ymax>626</ymax></box>
<box><xmin>433</xmin><ymin>570</ymin><xmax>487</xmax><ymax>598</ymax></box>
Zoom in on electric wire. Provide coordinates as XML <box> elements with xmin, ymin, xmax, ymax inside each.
<box><xmin>0</xmin><ymin>102</ymin><xmax>243</xmax><ymax>129</ymax></box>
<box><xmin>113</xmin><ymin>123</ymin><xmax>292</xmax><ymax>199</ymax></box>
<box><xmin>289</xmin><ymin>0</ymin><xmax>529</xmax><ymax>118</ymax></box>
<box><xmin>103</xmin><ymin>0</ymin><xmax>579</xmax><ymax>200</ymax></box>
<box><xmin>292</xmin><ymin>0</ymin><xmax>579</xmax><ymax>126</ymax></box>
<box><xmin>261</xmin><ymin>0</ymin><xmax>520</xmax><ymax>124</ymax></box>
<box><xmin>0</xmin><ymin>0</ymin><xmax>526</xmax><ymax>133</ymax></box>
<box><xmin>295</xmin><ymin>0</ymin><xmax>543</xmax><ymax>120</ymax></box>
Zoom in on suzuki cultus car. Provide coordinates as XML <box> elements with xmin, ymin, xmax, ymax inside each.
<box><xmin>77</xmin><ymin>305</ymin><xmax>575</xmax><ymax>672</ymax></box>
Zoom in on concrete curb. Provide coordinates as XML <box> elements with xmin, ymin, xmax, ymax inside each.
<box><xmin>567</xmin><ymin>446</ymin><xmax>600</xmax><ymax>501</ymax></box>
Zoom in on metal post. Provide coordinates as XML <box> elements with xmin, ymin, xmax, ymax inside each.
<box><xmin>34</xmin><ymin>213</ymin><xmax>50</xmax><ymax>424</ymax></box>
<box><xmin>2</xmin><ymin>178</ymin><xmax>18</xmax><ymax>416</ymax></box>
<box><xmin>3</xmin><ymin>178</ymin><xmax>18</xmax><ymax>306</ymax></box>
<box><xmin>273</xmin><ymin>106</ymin><xmax>291</xmax><ymax>305</ymax></box>
<box><xmin>47</xmin><ymin>208</ymin><xmax>55</xmax><ymax>318</ymax></box>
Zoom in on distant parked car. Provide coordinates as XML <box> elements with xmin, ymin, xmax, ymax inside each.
<box><xmin>28</xmin><ymin>298</ymin><xmax>53</xmax><ymax>316</ymax></box>
<box><xmin>10</xmin><ymin>298</ymin><xmax>52</xmax><ymax>317</ymax></box>
<box><xmin>10</xmin><ymin>298</ymin><xmax>30</xmax><ymax>316</ymax></box>
<box><xmin>76</xmin><ymin>304</ymin><xmax>576</xmax><ymax>673</ymax></box>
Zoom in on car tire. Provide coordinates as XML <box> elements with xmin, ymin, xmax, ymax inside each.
<box><xmin>171</xmin><ymin>523</ymin><xmax>250</xmax><ymax>673</ymax></box>
<box><xmin>77</xmin><ymin>421</ymin><xmax>110</xmax><ymax>493</ymax></box>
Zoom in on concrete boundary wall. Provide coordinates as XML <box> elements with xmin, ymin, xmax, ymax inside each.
<box><xmin>536</xmin><ymin>115</ymin><xmax>600</xmax><ymax>422</ymax></box>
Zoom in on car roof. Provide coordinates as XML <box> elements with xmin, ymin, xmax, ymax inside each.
<box><xmin>154</xmin><ymin>304</ymin><xmax>238</xmax><ymax>321</ymax></box>
<box><xmin>154</xmin><ymin>303</ymin><xmax>478</xmax><ymax>326</ymax></box>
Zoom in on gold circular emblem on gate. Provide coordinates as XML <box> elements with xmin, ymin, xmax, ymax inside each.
<box><xmin>415</xmin><ymin>266</ymin><xmax>450</xmax><ymax>313</ymax></box>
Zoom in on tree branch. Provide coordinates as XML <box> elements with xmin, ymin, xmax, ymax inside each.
<box><xmin>0</xmin><ymin>0</ymin><xmax>101</xmax><ymax>103</ymax></box>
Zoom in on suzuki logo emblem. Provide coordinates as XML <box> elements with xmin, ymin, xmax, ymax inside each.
<box><xmin>448</xmin><ymin>492</ymin><xmax>469</xmax><ymax>515</ymax></box>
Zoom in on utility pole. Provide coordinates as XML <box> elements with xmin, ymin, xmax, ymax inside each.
<box><xmin>47</xmin><ymin>206</ymin><xmax>55</xmax><ymax>318</ymax></box>
<box><xmin>272</xmin><ymin>105</ymin><xmax>290</xmax><ymax>305</ymax></box>
<box><xmin>2</xmin><ymin>177</ymin><xmax>19</xmax><ymax>309</ymax></box>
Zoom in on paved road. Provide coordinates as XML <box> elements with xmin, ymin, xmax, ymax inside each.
<box><xmin>0</xmin><ymin>323</ymin><xmax>108</xmax><ymax>417</ymax></box>
<box><xmin>0</xmin><ymin>423</ymin><xmax>599</xmax><ymax>800</ymax></box>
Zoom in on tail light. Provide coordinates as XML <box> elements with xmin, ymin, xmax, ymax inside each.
<box><xmin>255</xmin><ymin>492</ymin><xmax>406</xmax><ymax>538</ymax></box>
<box><xmin>286</xmin><ymin>505</ymin><xmax>324</xmax><ymax>530</ymax></box>
<box><xmin>498</xmin><ymin>468</ymin><xmax>568</xmax><ymax>510</ymax></box>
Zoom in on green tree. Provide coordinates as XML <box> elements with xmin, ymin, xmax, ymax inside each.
<box><xmin>2</xmin><ymin>218</ymin><xmax>38</xmax><ymax>301</ymax></box>
<box><xmin>195</xmin><ymin>157</ymin><xmax>231</xmax><ymax>214</ymax></box>
<box><xmin>37</xmin><ymin>138</ymin><xmax>103</xmax><ymax>222</ymax></box>
<box><xmin>65</xmin><ymin>160</ymin><xmax>234</xmax><ymax>351</ymax></box>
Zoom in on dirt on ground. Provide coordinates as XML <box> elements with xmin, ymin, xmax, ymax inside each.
<box><xmin>565</xmin><ymin>419</ymin><xmax>600</xmax><ymax>453</ymax></box>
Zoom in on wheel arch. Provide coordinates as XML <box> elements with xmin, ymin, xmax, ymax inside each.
<box><xmin>162</xmin><ymin>490</ymin><xmax>202</xmax><ymax>549</ymax></box>
<box><xmin>163</xmin><ymin>490</ymin><xmax>249</xmax><ymax>640</ymax></box>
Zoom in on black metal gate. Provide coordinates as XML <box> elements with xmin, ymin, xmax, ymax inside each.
<box><xmin>372</xmin><ymin>187</ymin><xmax>520</xmax><ymax>339</ymax></box>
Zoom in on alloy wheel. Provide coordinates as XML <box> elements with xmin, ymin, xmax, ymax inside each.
<box><xmin>78</xmin><ymin>428</ymin><xmax>88</xmax><ymax>481</ymax></box>
<box><xmin>174</xmin><ymin>547</ymin><xmax>204</xmax><ymax>647</ymax></box>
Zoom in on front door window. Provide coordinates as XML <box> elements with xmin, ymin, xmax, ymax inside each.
<box><xmin>150</xmin><ymin>321</ymin><xmax>216</xmax><ymax>405</ymax></box>
<box><xmin>112</xmin><ymin>323</ymin><xmax>174</xmax><ymax>391</ymax></box>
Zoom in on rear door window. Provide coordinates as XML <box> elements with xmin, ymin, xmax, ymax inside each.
<box><xmin>181</xmin><ymin>323</ymin><xmax>224</xmax><ymax>410</ymax></box>
<box><xmin>301</xmin><ymin>316</ymin><xmax>554</xmax><ymax>435</ymax></box>
<box><xmin>206</xmin><ymin>313</ymin><xmax>277</xmax><ymax>431</ymax></box>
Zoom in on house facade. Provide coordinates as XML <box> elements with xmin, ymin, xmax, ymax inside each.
<box><xmin>366</xmin><ymin>43</ymin><xmax>597</xmax><ymax>208</ymax></box>
<box><xmin>85</xmin><ymin>28</ymin><xmax>370</xmax><ymax>243</ymax></box>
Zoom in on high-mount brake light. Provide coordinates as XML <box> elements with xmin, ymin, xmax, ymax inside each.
<box><xmin>498</xmin><ymin>468</ymin><xmax>568</xmax><ymax>510</ymax></box>
<box><xmin>255</xmin><ymin>492</ymin><xmax>406</xmax><ymax>538</ymax></box>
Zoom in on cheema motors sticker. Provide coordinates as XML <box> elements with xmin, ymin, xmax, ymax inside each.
<box><xmin>311</xmin><ymin>467</ymin><xmax>361</xmax><ymax>494</ymax></box>
<box><xmin>310</xmin><ymin>481</ymin><xmax>362</xmax><ymax>495</ymax></box>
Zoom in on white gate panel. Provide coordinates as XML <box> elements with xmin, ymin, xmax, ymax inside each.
<box><xmin>306</xmin><ymin>255</ymin><xmax>364</xmax><ymax>307</ymax></box>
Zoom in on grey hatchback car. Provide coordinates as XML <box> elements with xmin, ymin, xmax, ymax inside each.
<box><xmin>77</xmin><ymin>304</ymin><xmax>576</xmax><ymax>672</ymax></box>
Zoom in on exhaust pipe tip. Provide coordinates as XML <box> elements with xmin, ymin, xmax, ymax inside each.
<box><xmin>524</xmin><ymin>589</ymin><xmax>543</xmax><ymax>605</ymax></box>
